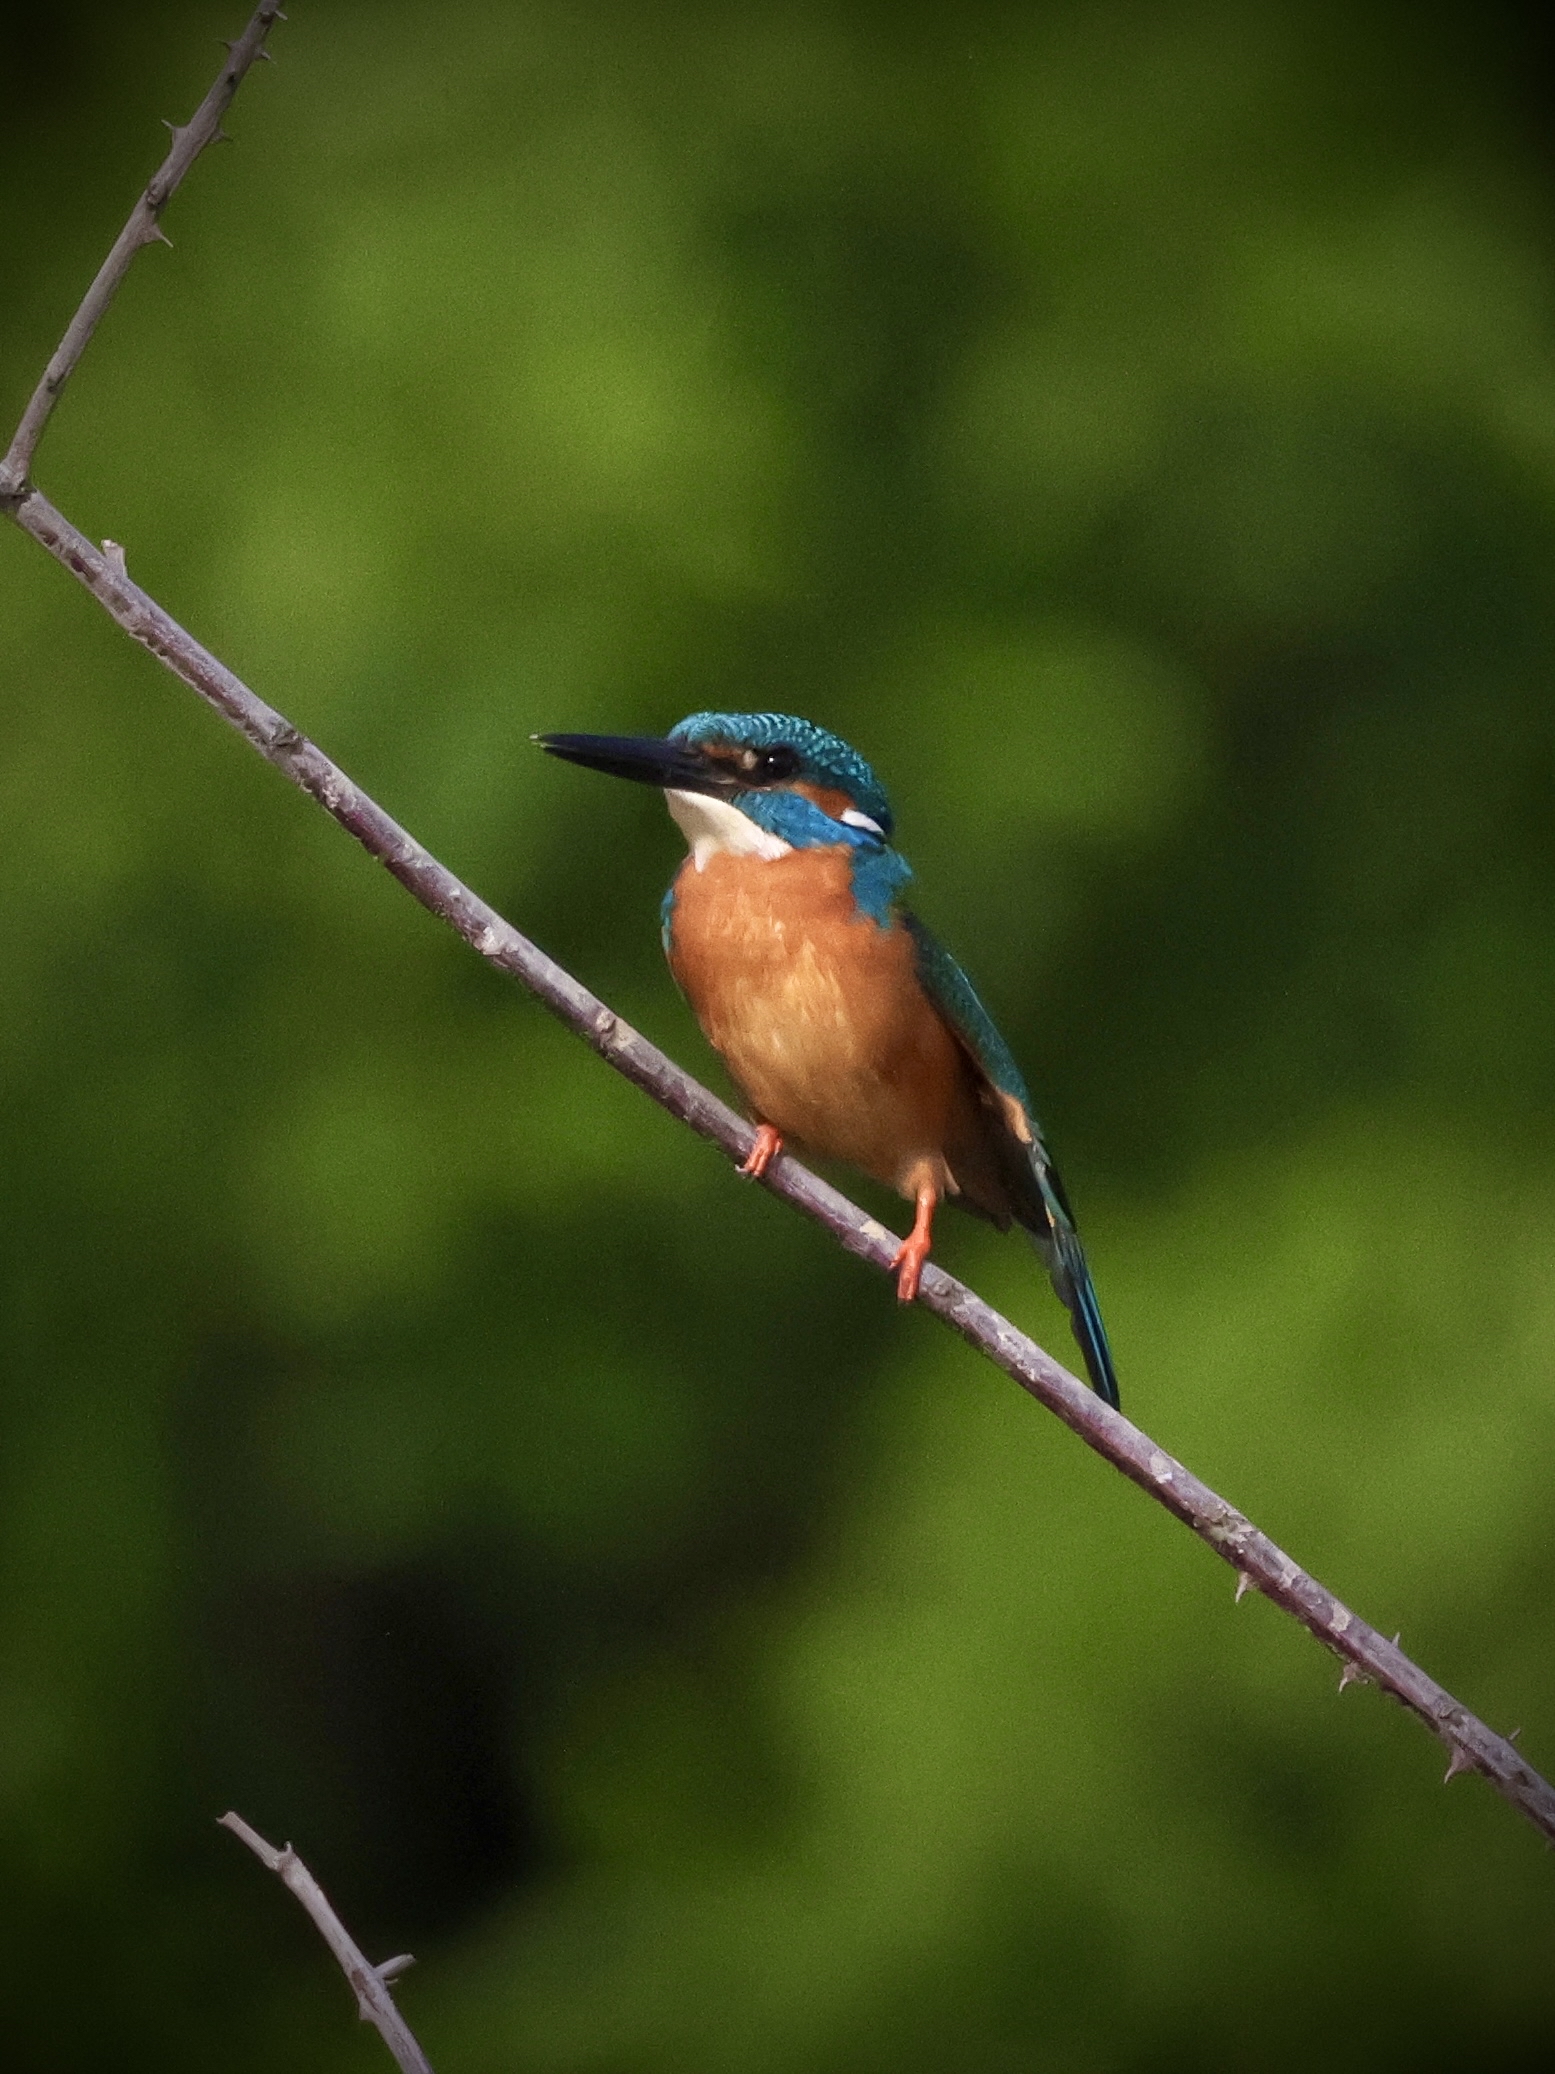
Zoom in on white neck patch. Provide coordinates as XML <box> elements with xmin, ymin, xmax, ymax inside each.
<box><xmin>666</xmin><ymin>789</ymin><xmax>792</xmax><ymax>872</ymax></box>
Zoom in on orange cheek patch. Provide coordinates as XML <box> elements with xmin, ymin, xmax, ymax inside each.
<box><xmin>791</xmin><ymin>781</ymin><xmax>857</xmax><ymax>821</ymax></box>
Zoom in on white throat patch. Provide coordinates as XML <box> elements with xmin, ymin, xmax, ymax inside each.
<box><xmin>665</xmin><ymin>790</ymin><xmax>792</xmax><ymax>872</ymax></box>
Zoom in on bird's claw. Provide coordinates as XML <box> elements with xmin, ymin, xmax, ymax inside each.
<box><xmin>889</xmin><ymin>1231</ymin><xmax>931</xmax><ymax>1303</ymax></box>
<box><xmin>739</xmin><ymin>1125</ymin><xmax>783</xmax><ymax>1180</ymax></box>
<box><xmin>890</xmin><ymin>1187</ymin><xmax>938</xmax><ymax>1303</ymax></box>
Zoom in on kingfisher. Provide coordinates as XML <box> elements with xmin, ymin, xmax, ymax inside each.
<box><xmin>537</xmin><ymin>713</ymin><xmax>1120</xmax><ymax>1408</ymax></box>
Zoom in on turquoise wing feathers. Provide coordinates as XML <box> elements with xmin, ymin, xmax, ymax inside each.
<box><xmin>902</xmin><ymin>913</ymin><xmax>1121</xmax><ymax>1410</ymax></box>
<box><xmin>901</xmin><ymin>912</ymin><xmax>1035</xmax><ymax>1114</ymax></box>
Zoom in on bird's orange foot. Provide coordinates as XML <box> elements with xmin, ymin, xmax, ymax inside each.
<box><xmin>889</xmin><ymin>1232</ymin><xmax>931</xmax><ymax>1303</ymax></box>
<box><xmin>739</xmin><ymin>1124</ymin><xmax>783</xmax><ymax>1180</ymax></box>
<box><xmin>889</xmin><ymin>1186</ymin><xmax>938</xmax><ymax>1303</ymax></box>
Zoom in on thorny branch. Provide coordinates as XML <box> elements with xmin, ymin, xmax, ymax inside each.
<box><xmin>0</xmin><ymin>2</ymin><xmax>286</xmax><ymax>497</ymax></box>
<box><xmin>219</xmin><ymin>1814</ymin><xmax>433</xmax><ymax>2074</ymax></box>
<box><xmin>6</xmin><ymin>0</ymin><xmax>1555</xmax><ymax>1906</ymax></box>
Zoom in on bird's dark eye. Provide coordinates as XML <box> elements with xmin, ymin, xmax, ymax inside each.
<box><xmin>713</xmin><ymin>741</ymin><xmax>803</xmax><ymax>786</ymax></box>
<box><xmin>745</xmin><ymin>744</ymin><xmax>800</xmax><ymax>783</ymax></box>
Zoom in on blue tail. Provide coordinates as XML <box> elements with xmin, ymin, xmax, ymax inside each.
<box><xmin>1051</xmin><ymin>1225</ymin><xmax>1121</xmax><ymax>1410</ymax></box>
<box><xmin>1030</xmin><ymin>1167</ymin><xmax>1122</xmax><ymax>1411</ymax></box>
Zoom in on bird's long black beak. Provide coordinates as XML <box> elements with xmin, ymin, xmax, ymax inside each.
<box><xmin>534</xmin><ymin>732</ymin><xmax>729</xmax><ymax>796</ymax></box>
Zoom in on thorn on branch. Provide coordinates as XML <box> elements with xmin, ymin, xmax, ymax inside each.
<box><xmin>220</xmin><ymin>1812</ymin><xmax>433</xmax><ymax>2074</ymax></box>
<box><xmin>1338</xmin><ymin>1661</ymin><xmax>1366</xmax><ymax>1694</ymax></box>
<box><xmin>1234</xmin><ymin>1572</ymin><xmax>1253</xmax><ymax>1604</ymax></box>
<box><xmin>101</xmin><ymin>539</ymin><xmax>127</xmax><ymax>574</ymax></box>
<box><xmin>144</xmin><ymin>223</ymin><xmax>174</xmax><ymax>248</ymax></box>
<box><xmin>1443</xmin><ymin>1746</ymin><xmax>1474</xmax><ymax>1785</ymax></box>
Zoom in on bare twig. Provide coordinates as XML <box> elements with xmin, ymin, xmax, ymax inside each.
<box><xmin>5</xmin><ymin>3</ymin><xmax>1555</xmax><ymax>1860</ymax></box>
<box><xmin>218</xmin><ymin>1813</ymin><xmax>433</xmax><ymax>2074</ymax></box>
<box><xmin>0</xmin><ymin>0</ymin><xmax>285</xmax><ymax>498</ymax></box>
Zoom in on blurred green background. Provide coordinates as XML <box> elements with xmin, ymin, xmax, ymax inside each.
<box><xmin>4</xmin><ymin>1</ymin><xmax>1555</xmax><ymax>2066</ymax></box>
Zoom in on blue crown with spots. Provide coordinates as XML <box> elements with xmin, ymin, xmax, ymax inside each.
<box><xmin>668</xmin><ymin>712</ymin><xmax>895</xmax><ymax>836</ymax></box>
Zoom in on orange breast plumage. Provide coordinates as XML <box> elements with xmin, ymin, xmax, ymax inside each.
<box><xmin>665</xmin><ymin>844</ymin><xmax>985</xmax><ymax>1203</ymax></box>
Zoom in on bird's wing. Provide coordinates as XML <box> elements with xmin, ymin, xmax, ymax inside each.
<box><xmin>902</xmin><ymin>913</ymin><xmax>1121</xmax><ymax>1410</ymax></box>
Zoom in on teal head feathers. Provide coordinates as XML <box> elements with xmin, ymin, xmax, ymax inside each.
<box><xmin>668</xmin><ymin>711</ymin><xmax>894</xmax><ymax>836</ymax></box>
<box><xmin>538</xmin><ymin>710</ymin><xmax>893</xmax><ymax>841</ymax></box>
<box><xmin>537</xmin><ymin>711</ymin><xmax>909</xmax><ymax>915</ymax></box>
